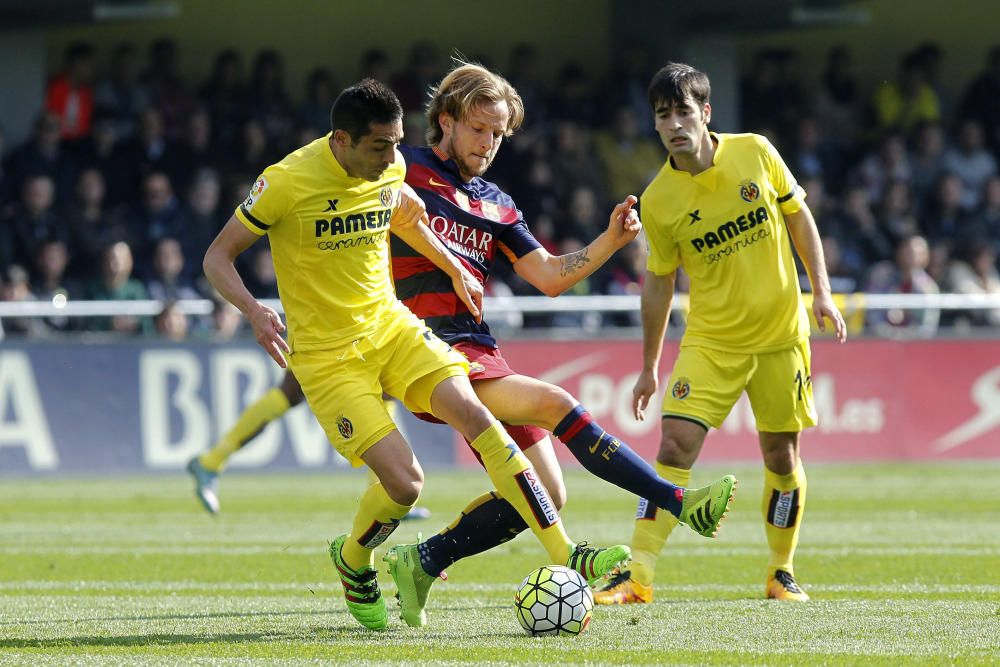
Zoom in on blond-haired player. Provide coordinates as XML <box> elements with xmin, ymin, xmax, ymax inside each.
<box><xmin>382</xmin><ymin>62</ymin><xmax>735</xmax><ymax>628</ymax></box>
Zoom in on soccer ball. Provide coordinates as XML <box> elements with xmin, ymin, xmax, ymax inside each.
<box><xmin>514</xmin><ymin>565</ymin><xmax>593</xmax><ymax>636</ymax></box>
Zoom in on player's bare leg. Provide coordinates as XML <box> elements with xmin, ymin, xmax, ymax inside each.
<box><xmin>330</xmin><ymin>430</ymin><xmax>423</xmax><ymax>630</ymax></box>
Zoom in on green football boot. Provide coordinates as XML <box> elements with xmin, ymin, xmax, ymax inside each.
<box><xmin>328</xmin><ymin>534</ymin><xmax>388</xmax><ymax>630</ymax></box>
<box><xmin>679</xmin><ymin>474</ymin><xmax>738</xmax><ymax>538</ymax></box>
<box><xmin>566</xmin><ymin>542</ymin><xmax>632</xmax><ymax>586</ymax></box>
<box><xmin>383</xmin><ymin>540</ymin><xmax>438</xmax><ymax>628</ymax></box>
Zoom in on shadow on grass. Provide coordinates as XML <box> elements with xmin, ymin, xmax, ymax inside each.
<box><xmin>0</xmin><ymin>623</ymin><xmax>386</xmax><ymax>649</ymax></box>
<box><xmin>0</xmin><ymin>608</ymin><xmax>330</xmax><ymax>627</ymax></box>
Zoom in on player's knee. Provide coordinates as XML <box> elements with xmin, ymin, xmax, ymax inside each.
<box><xmin>450</xmin><ymin>399</ymin><xmax>494</xmax><ymax>437</ymax></box>
<box><xmin>762</xmin><ymin>446</ymin><xmax>796</xmax><ymax>475</ymax></box>
<box><xmin>385</xmin><ymin>470</ymin><xmax>423</xmax><ymax>506</ymax></box>
<box><xmin>657</xmin><ymin>431</ymin><xmax>696</xmax><ymax>468</ymax></box>
<box><xmin>537</xmin><ymin>385</ymin><xmax>577</xmax><ymax>427</ymax></box>
<box><xmin>432</xmin><ymin>378</ymin><xmax>494</xmax><ymax>435</ymax></box>
<box><xmin>394</xmin><ymin>480</ymin><xmax>422</xmax><ymax>507</ymax></box>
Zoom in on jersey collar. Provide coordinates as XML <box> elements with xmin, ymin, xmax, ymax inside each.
<box><xmin>430</xmin><ymin>145</ymin><xmax>481</xmax><ymax>194</ymax></box>
<box><xmin>667</xmin><ymin>132</ymin><xmax>724</xmax><ymax>191</ymax></box>
<box><xmin>325</xmin><ymin>132</ymin><xmax>360</xmax><ymax>182</ymax></box>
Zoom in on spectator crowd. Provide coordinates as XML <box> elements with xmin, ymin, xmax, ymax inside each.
<box><xmin>2</xmin><ymin>38</ymin><xmax>999</xmax><ymax>340</ymax></box>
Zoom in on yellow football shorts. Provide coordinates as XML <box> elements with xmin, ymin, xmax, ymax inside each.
<box><xmin>661</xmin><ymin>339</ymin><xmax>817</xmax><ymax>432</ymax></box>
<box><xmin>289</xmin><ymin>306</ymin><xmax>468</xmax><ymax>466</ymax></box>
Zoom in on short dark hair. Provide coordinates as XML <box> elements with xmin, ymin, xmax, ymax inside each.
<box><xmin>647</xmin><ymin>62</ymin><xmax>711</xmax><ymax>110</ymax></box>
<box><xmin>330</xmin><ymin>78</ymin><xmax>402</xmax><ymax>141</ymax></box>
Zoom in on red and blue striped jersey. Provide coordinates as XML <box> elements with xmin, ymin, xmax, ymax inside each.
<box><xmin>392</xmin><ymin>144</ymin><xmax>541</xmax><ymax>348</ymax></box>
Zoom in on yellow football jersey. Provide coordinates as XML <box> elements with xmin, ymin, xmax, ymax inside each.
<box><xmin>235</xmin><ymin>134</ymin><xmax>405</xmax><ymax>351</ymax></box>
<box><xmin>642</xmin><ymin>132</ymin><xmax>810</xmax><ymax>354</ymax></box>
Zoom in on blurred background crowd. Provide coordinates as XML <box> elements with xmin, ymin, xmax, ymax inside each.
<box><xmin>2</xmin><ymin>36</ymin><xmax>999</xmax><ymax>340</ymax></box>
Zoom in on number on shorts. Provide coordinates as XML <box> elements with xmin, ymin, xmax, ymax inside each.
<box><xmin>794</xmin><ymin>368</ymin><xmax>811</xmax><ymax>401</ymax></box>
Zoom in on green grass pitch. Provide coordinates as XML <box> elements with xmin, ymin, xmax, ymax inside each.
<box><xmin>2</xmin><ymin>462</ymin><xmax>998</xmax><ymax>665</ymax></box>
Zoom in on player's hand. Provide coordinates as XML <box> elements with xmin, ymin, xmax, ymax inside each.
<box><xmin>605</xmin><ymin>195</ymin><xmax>641</xmax><ymax>248</ymax></box>
<box><xmin>452</xmin><ymin>267</ymin><xmax>483</xmax><ymax>323</ymax></box>
<box><xmin>390</xmin><ymin>183</ymin><xmax>427</xmax><ymax>232</ymax></box>
<box><xmin>249</xmin><ymin>302</ymin><xmax>291</xmax><ymax>367</ymax></box>
<box><xmin>812</xmin><ymin>291</ymin><xmax>848</xmax><ymax>343</ymax></box>
<box><xmin>632</xmin><ymin>368</ymin><xmax>659</xmax><ymax>421</ymax></box>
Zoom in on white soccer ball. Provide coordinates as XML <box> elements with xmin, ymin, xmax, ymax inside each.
<box><xmin>514</xmin><ymin>565</ymin><xmax>594</xmax><ymax>636</ymax></box>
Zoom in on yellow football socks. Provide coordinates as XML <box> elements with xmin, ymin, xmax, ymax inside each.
<box><xmin>762</xmin><ymin>460</ymin><xmax>807</xmax><ymax>574</ymax></box>
<box><xmin>342</xmin><ymin>481</ymin><xmax>413</xmax><ymax>571</ymax></box>
<box><xmin>629</xmin><ymin>463</ymin><xmax>691</xmax><ymax>586</ymax></box>
<box><xmin>469</xmin><ymin>421</ymin><xmax>573</xmax><ymax>563</ymax></box>
<box><xmin>199</xmin><ymin>387</ymin><xmax>290</xmax><ymax>471</ymax></box>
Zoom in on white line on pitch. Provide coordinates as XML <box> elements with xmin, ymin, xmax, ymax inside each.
<box><xmin>2</xmin><ymin>581</ymin><xmax>1000</xmax><ymax>594</ymax></box>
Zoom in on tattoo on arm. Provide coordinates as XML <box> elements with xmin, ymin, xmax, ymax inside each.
<box><xmin>559</xmin><ymin>249</ymin><xmax>591</xmax><ymax>277</ymax></box>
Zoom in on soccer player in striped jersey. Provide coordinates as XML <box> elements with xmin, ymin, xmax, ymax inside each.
<box><xmin>594</xmin><ymin>62</ymin><xmax>847</xmax><ymax>606</ymax></box>
<box><xmin>382</xmin><ymin>62</ymin><xmax>736</xmax><ymax>628</ymax></box>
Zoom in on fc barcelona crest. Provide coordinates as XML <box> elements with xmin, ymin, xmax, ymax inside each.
<box><xmin>739</xmin><ymin>179</ymin><xmax>760</xmax><ymax>203</ymax></box>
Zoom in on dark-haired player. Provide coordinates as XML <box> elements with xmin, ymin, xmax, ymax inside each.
<box><xmin>201</xmin><ymin>78</ymin><xmax>629</xmax><ymax>630</ymax></box>
<box><xmin>595</xmin><ymin>62</ymin><xmax>846</xmax><ymax>606</ymax></box>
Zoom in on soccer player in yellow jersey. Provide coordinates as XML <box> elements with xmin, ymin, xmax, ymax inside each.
<box><xmin>202</xmin><ymin>79</ymin><xmax>629</xmax><ymax>630</ymax></box>
<box><xmin>595</xmin><ymin>63</ymin><xmax>847</xmax><ymax>605</ymax></box>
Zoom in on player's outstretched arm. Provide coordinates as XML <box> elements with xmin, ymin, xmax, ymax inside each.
<box><xmin>513</xmin><ymin>195</ymin><xmax>640</xmax><ymax>297</ymax></box>
<box><xmin>633</xmin><ymin>270</ymin><xmax>675</xmax><ymax>421</ymax></box>
<box><xmin>785</xmin><ymin>205</ymin><xmax>848</xmax><ymax>343</ymax></box>
<box><xmin>389</xmin><ymin>183</ymin><xmax>483</xmax><ymax>322</ymax></box>
<box><xmin>204</xmin><ymin>216</ymin><xmax>291</xmax><ymax>367</ymax></box>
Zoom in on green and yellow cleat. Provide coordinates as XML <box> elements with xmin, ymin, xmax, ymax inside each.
<box><xmin>766</xmin><ymin>569</ymin><xmax>810</xmax><ymax>602</ymax></box>
<box><xmin>679</xmin><ymin>474</ymin><xmax>737</xmax><ymax>537</ymax></box>
<box><xmin>383</xmin><ymin>540</ymin><xmax>439</xmax><ymax>628</ymax></box>
<box><xmin>566</xmin><ymin>542</ymin><xmax>632</xmax><ymax>586</ymax></box>
<box><xmin>328</xmin><ymin>534</ymin><xmax>388</xmax><ymax>630</ymax></box>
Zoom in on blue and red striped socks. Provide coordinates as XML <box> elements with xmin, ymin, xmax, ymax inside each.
<box><xmin>552</xmin><ymin>405</ymin><xmax>684</xmax><ymax>517</ymax></box>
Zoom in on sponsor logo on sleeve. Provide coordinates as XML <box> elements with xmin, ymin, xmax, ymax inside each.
<box><xmin>243</xmin><ymin>176</ymin><xmax>269</xmax><ymax>210</ymax></box>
